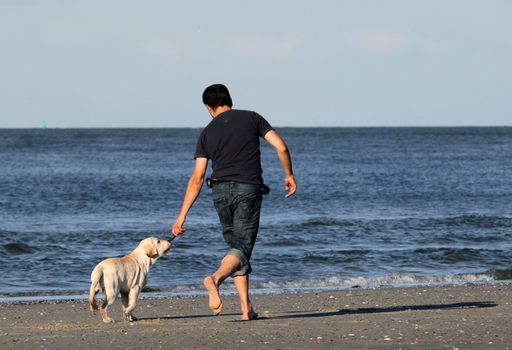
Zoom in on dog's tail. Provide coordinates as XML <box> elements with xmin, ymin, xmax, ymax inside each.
<box><xmin>89</xmin><ymin>265</ymin><xmax>103</xmax><ymax>313</ymax></box>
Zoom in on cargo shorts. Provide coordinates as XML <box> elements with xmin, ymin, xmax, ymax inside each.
<box><xmin>212</xmin><ymin>181</ymin><xmax>263</xmax><ymax>276</ymax></box>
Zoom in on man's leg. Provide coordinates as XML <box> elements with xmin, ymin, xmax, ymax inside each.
<box><xmin>233</xmin><ymin>274</ymin><xmax>257</xmax><ymax>320</ymax></box>
<box><xmin>209</xmin><ymin>182</ymin><xmax>261</xmax><ymax>319</ymax></box>
<box><xmin>203</xmin><ymin>254</ymin><xmax>240</xmax><ymax>315</ymax></box>
<box><xmin>230</xmin><ymin>183</ymin><xmax>261</xmax><ymax>320</ymax></box>
<box><xmin>208</xmin><ymin>183</ymin><xmax>236</xmax><ymax>315</ymax></box>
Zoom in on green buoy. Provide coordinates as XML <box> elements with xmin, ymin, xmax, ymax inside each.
<box><xmin>42</xmin><ymin>120</ymin><xmax>47</xmax><ymax>129</ymax></box>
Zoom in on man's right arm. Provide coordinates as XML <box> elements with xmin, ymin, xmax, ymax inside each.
<box><xmin>171</xmin><ymin>157</ymin><xmax>208</xmax><ymax>236</ymax></box>
<box><xmin>264</xmin><ymin>130</ymin><xmax>297</xmax><ymax>198</ymax></box>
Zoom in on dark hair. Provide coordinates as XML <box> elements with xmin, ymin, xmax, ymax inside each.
<box><xmin>202</xmin><ymin>84</ymin><xmax>233</xmax><ymax>108</ymax></box>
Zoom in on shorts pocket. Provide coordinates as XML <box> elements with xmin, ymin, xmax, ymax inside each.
<box><xmin>235</xmin><ymin>191</ymin><xmax>262</xmax><ymax>221</ymax></box>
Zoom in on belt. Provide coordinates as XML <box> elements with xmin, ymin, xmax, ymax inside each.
<box><xmin>206</xmin><ymin>177</ymin><xmax>270</xmax><ymax>195</ymax></box>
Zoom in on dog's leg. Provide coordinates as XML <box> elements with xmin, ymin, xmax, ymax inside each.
<box><xmin>89</xmin><ymin>285</ymin><xmax>99</xmax><ymax>313</ymax></box>
<box><xmin>121</xmin><ymin>292</ymin><xmax>130</xmax><ymax>321</ymax></box>
<box><xmin>123</xmin><ymin>286</ymin><xmax>140</xmax><ymax>322</ymax></box>
<box><xmin>99</xmin><ymin>287</ymin><xmax>117</xmax><ymax>323</ymax></box>
<box><xmin>89</xmin><ymin>265</ymin><xmax>103</xmax><ymax>313</ymax></box>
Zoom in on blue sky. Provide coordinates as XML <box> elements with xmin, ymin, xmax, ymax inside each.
<box><xmin>1</xmin><ymin>1</ymin><xmax>510</xmax><ymax>127</ymax></box>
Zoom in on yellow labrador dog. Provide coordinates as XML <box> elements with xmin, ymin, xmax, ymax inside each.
<box><xmin>89</xmin><ymin>237</ymin><xmax>171</xmax><ymax>323</ymax></box>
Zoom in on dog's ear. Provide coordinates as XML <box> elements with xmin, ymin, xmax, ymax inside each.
<box><xmin>143</xmin><ymin>240</ymin><xmax>159</xmax><ymax>259</ymax></box>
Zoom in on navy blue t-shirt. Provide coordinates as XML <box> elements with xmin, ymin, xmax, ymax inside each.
<box><xmin>195</xmin><ymin>109</ymin><xmax>273</xmax><ymax>184</ymax></box>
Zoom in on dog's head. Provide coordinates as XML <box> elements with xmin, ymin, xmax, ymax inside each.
<box><xmin>138</xmin><ymin>237</ymin><xmax>171</xmax><ymax>263</ymax></box>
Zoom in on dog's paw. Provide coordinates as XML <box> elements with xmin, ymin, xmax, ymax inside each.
<box><xmin>124</xmin><ymin>313</ymin><xmax>138</xmax><ymax>322</ymax></box>
<box><xmin>89</xmin><ymin>304</ymin><xmax>98</xmax><ymax>313</ymax></box>
<box><xmin>102</xmin><ymin>317</ymin><xmax>115</xmax><ymax>323</ymax></box>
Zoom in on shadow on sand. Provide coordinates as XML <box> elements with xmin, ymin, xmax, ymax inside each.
<box><xmin>137</xmin><ymin>301</ymin><xmax>497</xmax><ymax>322</ymax></box>
<box><xmin>262</xmin><ymin>301</ymin><xmax>497</xmax><ymax>321</ymax></box>
<box><xmin>137</xmin><ymin>312</ymin><xmax>240</xmax><ymax>321</ymax></box>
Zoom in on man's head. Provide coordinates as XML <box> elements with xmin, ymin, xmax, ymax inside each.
<box><xmin>202</xmin><ymin>84</ymin><xmax>233</xmax><ymax>109</ymax></box>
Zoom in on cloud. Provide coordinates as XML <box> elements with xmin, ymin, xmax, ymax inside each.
<box><xmin>140</xmin><ymin>37</ymin><xmax>179</xmax><ymax>57</ymax></box>
<box><xmin>233</xmin><ymin>35</ymin><xmax>304</xmax><ymax>59</ymax></box>
<box><xmin>343</xmin><ymin>29</ymin><xmax>408</xmax><ymax>55</ymax></box>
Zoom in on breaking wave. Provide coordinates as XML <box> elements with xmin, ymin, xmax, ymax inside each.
<box><xmin>1</xmin><ymin>271</ymin><xmax>507</xmax><ymax>303</ymax></box>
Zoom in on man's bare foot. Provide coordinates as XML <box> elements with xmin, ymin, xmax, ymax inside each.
<box><xmin>241</xmin><ymin>307</ymin><xmax>258</xmax><ymax>321</ymax></box>
<box><xmin>203</xmin><ymin>276</ymin><xmax>223</xmax><ymax>315</ymax></box>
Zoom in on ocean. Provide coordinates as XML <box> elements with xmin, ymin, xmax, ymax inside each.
<box><xmin>1</xmin><ymin>127</ymin><xmax>511</xmax><ymax>301</ymax></box>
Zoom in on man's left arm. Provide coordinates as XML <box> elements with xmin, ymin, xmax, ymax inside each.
<box><xmin>264</xmin><ymin>130</ymin><xmax>297</xmax><ymax>198</ymax></box>
<box><xmin>171</xmin><ymin>157</ymin><xmax>208</xmax><ymax>236</ymax></box>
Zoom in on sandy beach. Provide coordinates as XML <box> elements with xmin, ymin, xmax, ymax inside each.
<box><xmin>0</xmin><ymin>284</ymin><xmax>510</xmax><ymax>349</ymax></box>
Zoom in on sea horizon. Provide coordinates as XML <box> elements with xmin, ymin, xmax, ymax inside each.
<box><xmin>1</xmin><ymin>125</ymin><xmax>512</xmax><ymax>130</ymax></box>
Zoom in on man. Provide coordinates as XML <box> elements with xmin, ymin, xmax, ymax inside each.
<box><xmin>171</xmin><ymin>84</ymin><xmax>296</xmax><ymax>321</ymax></box>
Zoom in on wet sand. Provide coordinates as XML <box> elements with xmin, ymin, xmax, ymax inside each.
<box><xmin>0</xmin><ymin>283</ymin><xmax>511</xmax><ymax>349</ymax></box>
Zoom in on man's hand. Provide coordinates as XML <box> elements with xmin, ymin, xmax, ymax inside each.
<box><xmin>284</xmin><ymin>175</ymin><xmax>297</xmax><ymax>198</ymax></box>
<box><xmin>171</xmin><ymin>216</ymin><xmax>187</xmax><ymax>237</ymax></box>
<box><xmin>170</xmin><ymin>157</ymin><xmax>208</xmax><ymax>238</ymax></box>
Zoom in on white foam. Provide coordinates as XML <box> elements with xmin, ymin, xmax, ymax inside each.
<box><xmin>252</xmin><ymin>273</ymin><xmax>495</xmax><ymax>292</ymax></box>
<box><xmin>0</xmin><ymin>273</ymin><xmax>502</xmax><ymax>303</ymax></box>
